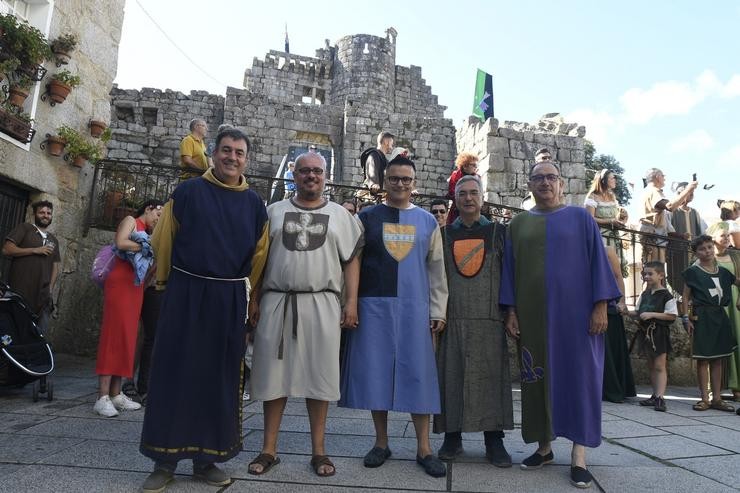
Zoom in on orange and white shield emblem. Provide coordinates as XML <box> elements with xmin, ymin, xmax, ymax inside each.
<box><xmin>453</xmin><ymin>239</ymin><xmax>485</xmax><ymax>277</ymax></box>
<box><xmin>383</xmin><ymin>223</ymin><xmax>416</xmax><ymax>262</ymax></box>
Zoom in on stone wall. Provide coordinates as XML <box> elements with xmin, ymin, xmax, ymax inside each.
<box><xmin>243</xmin><ymin>50</ymin><xmax>332</xmax><ymax>105</ymax></box>
<box><xmin>455</xmin><ymin>113</ymin><xmax>588</xmax><ymax>207</ymax></box>
<box><xmin>107</xmin><ymin>87</ymin><xmax>224</xmax><ymax>165</ymax></box>
<box><xmin>0</xmin><ymin>1</ymin><xmax>125</xmax><ymax>355</ymax></box>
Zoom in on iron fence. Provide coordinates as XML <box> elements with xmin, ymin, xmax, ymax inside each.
<box><xmin>85</xmin><ymin>159</ymin><xmax>691</xmax><ymax>306</ymax></box>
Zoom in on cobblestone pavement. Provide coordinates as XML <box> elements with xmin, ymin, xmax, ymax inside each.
<box><xmin>0</xmin><ymin>354</ymin><xmax>738</xmax><ymax>492</ymax></box>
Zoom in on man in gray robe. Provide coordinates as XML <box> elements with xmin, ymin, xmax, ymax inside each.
<box><xmin>434</xmin><ymin>175</ymin><xmax>513</xmax><ymax>467</ymax></box>
<box><xmin>248</xmin><ymin>152</ymin><xmax>362</xmax><ymax>477</ymax></box>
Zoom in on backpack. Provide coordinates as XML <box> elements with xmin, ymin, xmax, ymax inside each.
<box><xmin>91</xmin><ymin>245</ymin><xmax>116</xmax><ymax>288</ymax></box>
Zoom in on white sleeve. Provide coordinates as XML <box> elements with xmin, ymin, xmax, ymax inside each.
<box><xmin>664</xmin><ymin>298</ymin><xmax>678</xmax><ymax>315</ymax></box>
<box><xmin>584</xmin><ymin>197</ymin><xmax>598</xmax><ymax>208</ymax></box>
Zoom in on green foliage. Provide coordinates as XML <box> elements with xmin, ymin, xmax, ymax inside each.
<box><xmin>584</xmin><ymin>141</ymin><xmax>631</xmax><ymax>206</ymax></box>
<box><xmin>0</xmin><ymin>13</ymin><xmax>52</xmax><ymax>65</ymax></box>
<box><xmin>50</xmin><ymin>33</ymin><xmax>78</xmax><ymax>53</ymax></box>
<box><xmin>57</xmin><ymin>125</ymin><xmax>105</xmax><ymax>163</ymax></box>
<box><xmin>8</xmin><ymin>72</ymin><xmax>33</xmax><ymax>89</ymax></box>
<box><xmin>0</xmin><ymin>101</ymin><xmax>33</xmax><ymax>123</ymax></box>
<box><xmin>51</xmin><ymin>69</ymin><xmax>81</xmax><ymax>87</ymax></box>
<box><xmin>0</xmin><ymin>57</ymin><xmax>20</xmax><ymax>76</ymax></box>
<box><xmin>99</xmin><ymin>126</ymin><xmax>112</xmax><ymax>143</ymax></box>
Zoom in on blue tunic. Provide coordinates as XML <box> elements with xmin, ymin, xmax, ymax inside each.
<box><xmin>339</xmin><ymin>204</ymin><xmax>447</xmax><ymax>413</ymax></box>
<box><xmin>140</xmin><ymin>176</ymin><xmax>267</xmax><ymax>464</ymax></box>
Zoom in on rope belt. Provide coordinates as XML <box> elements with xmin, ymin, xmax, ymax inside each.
<box><xmin>265</xmin><ymin>288</ymin><xmax>339</xmax><ymax>360</ymax></box>
<box><xmin>172</xmin><ymin>265</ymin><xmax>251</xmax><ymax>323</ymax></box>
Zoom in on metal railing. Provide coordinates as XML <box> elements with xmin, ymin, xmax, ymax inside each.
<box><xmin>85</xmin><ymin>159</ymin><xmax>690</xmax><ymax>305</ymax></box>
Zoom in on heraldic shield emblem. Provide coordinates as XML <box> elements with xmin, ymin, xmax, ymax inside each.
<box><xmin>282</xmin><ymin>212</ymin><xmax>329</xmax><ymax>251</ymax></box>
<box><xmin>383</xmin><ymin>223</ymin><xmax>416</xmax><ymax>262</ymax></box>
<box><xmin>453</xmin><ymin>238</ymin><xmax>485</xmax><ymax>277</ymax></box>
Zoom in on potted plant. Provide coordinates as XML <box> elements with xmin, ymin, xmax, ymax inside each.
<box><xmin>0</xmin><ymin>15</ymin><xmax>51</xmax><ymax>77</ymax></box>
<box><xmin>7</xmin><ymin>74</ymin><xmax>34</xmax><ymax>108</ymax></box>
<box><xmin>89</xmin><ymin>119</ymin><xmax>108</xmax><ymax>138</ymax></box>
<box><xmin>50</xmin><ymin>33</ymin><xmax>77</xmax><ymax>65</ymax></box>
<box><xmin>43</xmin><ymin>133</ymin><xmax>66</xmax><ymax>157</ymax></box>
<box><xmin>58</xmin><ymin>124</ymin><xmax>106</xmax><ymax>167</ymax></box>
<box><xmin>46</xmin><ymin>69</ymin><xmax>81</xmax><ymax>104</ymax></box>
<box><xmin>0</xmin><ymin>101</ymin><xmax>35</xmax><ymax>143</ymax></box>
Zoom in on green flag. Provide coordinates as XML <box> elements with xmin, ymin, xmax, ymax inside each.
<box><xmin>472</xmin><ymin>69</ymin><xmax>494</xmax><ymax>122</ymax></box>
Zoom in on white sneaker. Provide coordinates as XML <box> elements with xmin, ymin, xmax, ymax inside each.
<box><xmin>93</xmin><ymin>395</ymin><xmax>119</xmax><ymax>417</ymax></box>
<box><xmin>111</xmin><ymin>392</ymin><xmax>142</xmax><ymax>411</ymax></box>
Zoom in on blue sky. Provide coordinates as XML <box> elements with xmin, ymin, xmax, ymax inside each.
<box><xmin>116</xmin><ymin>0</ymin><xmax>739</xmax><ymax>221</ymax></box>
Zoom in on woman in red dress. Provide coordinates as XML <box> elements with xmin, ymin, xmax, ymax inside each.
<box><xmin>446</xmin><ymin>152</ymin><xmax>480</xmax><ymax>225</ymax></box>
<box><xmin>94</xmin><ymin>200</ymin><xmax>162</xmax><ymax>417</ymax></box>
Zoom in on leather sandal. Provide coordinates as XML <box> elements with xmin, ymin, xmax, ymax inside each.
<box><xmin>710</xmin><ymin>399</ymin><xmax>735</xmax><ymax>412</ymax></box>
<box><xmin>248</xmin><ymin>453</ymin><xmax>280</xmax><ymax>475</ymax></box>
<box><xmin>310</xmin><ymin>455</ymin><xmax>336</xmax><ymax>477</ymax></box>
<box><xmin>692</xmin><ymin>400</ymin><xmax>711</xmax><ymax>411</ymax></box>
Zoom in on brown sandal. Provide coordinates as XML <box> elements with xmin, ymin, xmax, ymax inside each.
<box><xmin>692</xmin><ymin>400</ymin><xmax>710</xmax><ymax>411</ymax></box>
<box><xmin>310</xmin><ymin>455</ymin><xmax>336</xmax><ymax>477</ymax></box>
<box><xmin>710</xmin><ymin>399</ymin><xmax>735</xmax><ymax>412</ymax></box>
<box><xmin>248</xmin><ymin>453</ymin><xmax>280</xmax><ymax>475</ymax></box>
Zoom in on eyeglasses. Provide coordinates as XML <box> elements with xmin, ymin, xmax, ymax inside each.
<box><xmin>296</xmin><ymin>167</ymin><xmax>324</xmax><ymax>176</ymax></box>
<box><xmin>456</xmin><ymin>190</ymin><xmax>481</xmax><ymax>198</ymax></box>
<box><xmin>386</xmin><ymin>176</ymin><xmax>413</xmax><ymax>185</ymax></box>
<box><xmin>529</xmin><ymin>174</ymin><xmax>560</xmax><ymax>183</ymax></box>
<box><xmin>431</xmin><ymin>209</ymin><xmax>446</xmax><ymax>215</ymax></box>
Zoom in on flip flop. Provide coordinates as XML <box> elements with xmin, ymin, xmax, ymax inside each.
<box><xmin>310</xmin><ymin>455</ymin><xmax>336</xmax><ymax>477</ymax></box>
<box><xmin>247</xmin><ymin>453</ymin><xmax>280</xmax><ymax>475</ymax></box>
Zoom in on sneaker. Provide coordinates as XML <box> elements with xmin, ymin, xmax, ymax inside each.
<box><xmin>142</xmin><ymin>468</ymin><xmax>174</xmax><ymax>493</ymax></box>
<box><xmin>520</xmin><ymin>450</ymin><xmax>554</xmax><ymax>470</ymax></box>
<box><xmin>639</xmin><ymin>396</ymin><xmax>656</xmax><ymax>407</ymax></box>
<box><xmin>193</xmin><ymin>463</ymin><xmax>231</xmax><ymax>486</ymax></box>
<box><xmin>111</xmin><ymin>392</ymin><xmax>142</xmax><ymax>411</ymax></box>
<box><xmin>93</xmin><ymin>395</ymin><xmax>119</xmax><ymax>417</ymax></box>
<box><xmin>654</xmin><ymin>396</ymin><xmax>667</xmax><ymax>412</ymax></box>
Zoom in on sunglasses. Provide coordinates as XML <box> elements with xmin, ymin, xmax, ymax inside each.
<box><xmin>431</xmin><ymin>209</ymin><xmax>446</xmax><ymax>215</ymax></box>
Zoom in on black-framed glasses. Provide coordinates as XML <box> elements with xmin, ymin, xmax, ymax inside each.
<box><xmin>386</xmin><ymin>176</ymin><xmax>413</xmax><ymax>185</ymax></box>
<box><xmin>529</xmin><ymin>174</ymin><xmax>560</xmax><ymax>183</ymax></box>
<box><xmin>296</xmin><ymin>167</ymin><xmax>324</xmax><ymax>176</ymax></box>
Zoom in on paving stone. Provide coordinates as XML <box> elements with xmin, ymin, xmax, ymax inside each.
<box><xmin>52</xmin><ymin>402</ymin><xmax>145</xmax><ymax>422</ymax></box>
<box><xmin>601</xmin><ymin>419</ymin><xmax>671</xmax><ymax>439</ymax></box>
<box><xmin>602</xmin><ymin>404</ymin><xmax>703</xmax><ymax>426</ymax></box>
<box><xmin>229</xmin><ymin>451</ymin><xmax>447</xmax><ymax>490</ymax></box>
<box><xmin>229</xmin><ymin>481</ymin><xmax>432</xmax><ymax>492</ymax></box>
<box><xmin>613</xmin><ymin>435</ymin><xmax>733</xmax><ymax>460</ymax></box>
<box><xmin>0</xmin><ymin>395</ymin><xmax>87</xmax><ymax>415</ymax></box>
<box><xmin>692</xmin><ymin>415</ymin><xmax>740</xmax><ymax>431</ymax></box>
<box><xmin>0</xmin><ymin>433</ymin><xmax>84</xmax><ymax>462</ymax></box>
<box><xmin>449</xmin><ymin>462</ymin><xmax>578</xmax><ymax>492</ymax></box>
<box><xmin>17</xmin><ymin>416</ymin><xmax>144</xmax><ymax>443</ymax></box>
<box><xmin>244</xmin><ymin>414</ymin><xmax>408</xmax><ymax>437</ymax></box>
<box><xmin>590</xmin><ymin>464</ymin><xmax>734</xmax><ymax>492</ymax></box>
<box><xmin>38</xmin><ymin>439</ymin><xmax>152</xmax><ymax>471</ymax></box>
<box><xmin>0</xmin><ymin>411</ymin><xmax>57</xmax><ymax>432</ymax></box>
<box><xmin>658</xmin><ymin>424</ymin><xmax>740</xmax><ymax>453</ymax></box>
<box><xmin>672</xmin><ymin>455</ymin><xmax>740</xmax><ymax>490</ymax></box>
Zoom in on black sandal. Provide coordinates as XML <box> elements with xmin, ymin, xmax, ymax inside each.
<box><xmin>416</xmin><ymin>454</ymin><xmax>446</xmax><ymax>478</ymax></box>
<box><xmin>310</xmin><ymin>455</ymin><xmax>336</xmax><ymax>477</ymax></box>
<box><xmin>247</xmin><ymin>453</ymin><xmax>280</xmax><ymax>476</ymax></box>
<box><xmin>363</xmin><ymin>446</ymin><xmax>391</xmax><ymax>468</ymax></box>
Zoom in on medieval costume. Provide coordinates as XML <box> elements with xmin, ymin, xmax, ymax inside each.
<box><xmin>500</xmin><ymin>206</ymin><xmax>620</xmax><ymax>448</ymax></box>
<box><xmin>140</xmin><ymin>169</ymin><xmax>268</xmax><ymax>465</ymax></box>
<box><xmin>251</xmin><ymin>199</ymin><xmax>362</xmax><ymax>401</ymax></box>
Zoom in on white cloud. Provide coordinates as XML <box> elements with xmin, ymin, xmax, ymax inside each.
<box><xmin>669</xmin><ymin>129</ymin><xmax>714</xmax><ymax>153</ymax></box>
<box><xmin>717</xmin><ymin>145</ymin><xmax>740</xmax><ymax>168</ymax></box>
<box><xmin>564</xmin><ymin>109</ymin><xmax>615</xmax><ymax>147</ymax></box>
<box><xmin>619</xmin><ymin>70</ymin><xmax>740</xmax><ymax>124</ymax></box>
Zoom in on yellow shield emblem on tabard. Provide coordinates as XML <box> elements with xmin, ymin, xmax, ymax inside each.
<box><xmin>453</xmin><ymin>239</ymin><xmax>485</xmax><ymax>277</ymax></box>
<box><xmin>383</xmin><ymin>223</ymin><xmax>416</xmax><ymax>262</ymax></box>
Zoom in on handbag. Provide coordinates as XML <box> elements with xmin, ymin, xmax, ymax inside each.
<box><xmin>91</xmin><ymin>245</ymin><xmax>116</xmax><ymax>287</ymax></box>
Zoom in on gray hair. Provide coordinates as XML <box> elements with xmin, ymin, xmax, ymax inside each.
<box><xmin>645</xmin><ymin>168</ymin><xmax>663</xmax><ymax>184</ymax></box>
<box><xmin>455</xmin><ymin>174</ymin><xmax>483</xmax><ymax>196</ymax></box>
<box><xmin>295</xmin><ymin>152</ymin><xmax>327</xmax><ymax>168</ymax></box>
<box><xmin>189</xmin><ymin>118</ymin><xmax>205</xmax><ymax>131</ymax></box>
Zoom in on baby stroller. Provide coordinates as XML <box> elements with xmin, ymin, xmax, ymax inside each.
<box><xmin>0</xmin><ymin>281</ymin><xmax>55</xmax><ymax>401</ymax></box>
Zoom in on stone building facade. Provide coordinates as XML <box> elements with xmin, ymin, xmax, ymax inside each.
<box><xmin>108</xmin><ymin>28</ymin><xmax>457</xmax><ymax>196</ymax></box>
<box><xmin>0</xmin><ymin>1</ymin><xmax>125</xmax><ymax>354</ymax></box>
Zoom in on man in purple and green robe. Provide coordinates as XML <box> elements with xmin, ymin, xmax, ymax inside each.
<box><xmin>500</xmin><ymin>161</ymin><xmax>620</xmax><ymax>489</ymax></box>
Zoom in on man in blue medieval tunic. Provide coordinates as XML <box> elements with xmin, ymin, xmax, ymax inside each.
<box><xmin>500</xmin><ymin>160</ymin><xmax>620</xmax><ymax>489</ymax></box>
<box><xmin>339</xmin><ymin>155</ymin><xmax>449</xmax><ymax>478</ymax></box>
<box><xmin>247</xmin><ymin>152</ymin><xmax>362</xmax><ymax>477</ymax></box>
<box><xmin>139</xmin><ymin>129</ymin><xmax>269</xmax><ymax>492</ymax></box>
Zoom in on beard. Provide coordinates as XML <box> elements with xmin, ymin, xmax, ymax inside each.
<box><xmin>34</xmin><ymin>216</ymin><xmax>52</xmax><ymax>228</ymax></box>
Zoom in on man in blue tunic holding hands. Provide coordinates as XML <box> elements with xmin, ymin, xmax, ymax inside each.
<box><xmin>340</xmin><ymin>154</ymin><xmax>449</xmax><ymax>478</ymax></box>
